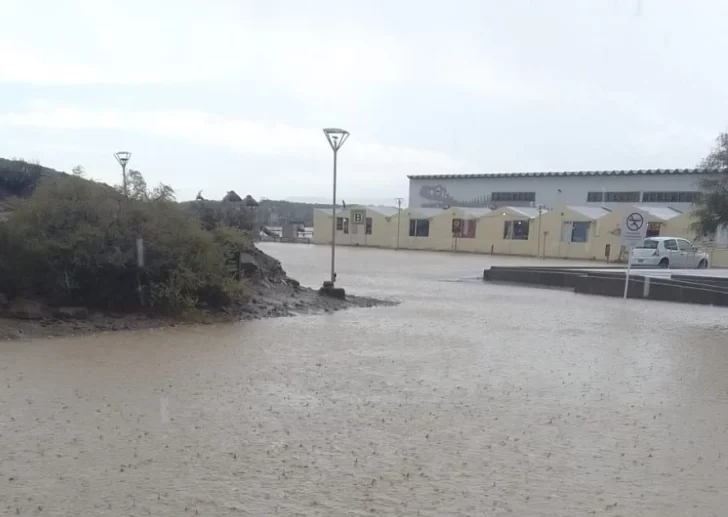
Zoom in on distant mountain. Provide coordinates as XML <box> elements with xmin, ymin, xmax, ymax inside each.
<box><xmin>0</xmin><ymin>157</ymin><xmax>397</xmax><ymax>227</ymax></box>
<box><xmin>286</xmin><ymin>195</ymin><xmax>402</xmax><ymax>207</ymax></box>
<box><xmin>258</xmin><ymin>199</ymin><xmax>330</xmax><ymax>227</ymax></box>
<box><xmin>178</xmin><ymin>197</ymin><xmax>327</xmax><ymax>227</ymax></box>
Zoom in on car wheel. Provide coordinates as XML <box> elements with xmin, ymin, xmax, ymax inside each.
<box><xmin>659</xmin><ymin>258</ymin><xmax>669</xmax><ymax>268</ymax></box>
<box><xmin>698</xmin><ymin>259</ymin><xmax>708</xmax><ymax>269</ymax></box>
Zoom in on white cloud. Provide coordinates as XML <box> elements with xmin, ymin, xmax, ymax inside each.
<box><xmin>0</xmin><ymin>104</ymin><xmax>469</xmax><ymax>175</ymax></box>
<box><xmin>0</xmin><ymin>0</ymin><xmax>407</xmax><ymax>95</ymax></box>
<box><xmin>0</xmin><ymin>49</ymin><xmax>108</xmax><ymax>85</ymax></box>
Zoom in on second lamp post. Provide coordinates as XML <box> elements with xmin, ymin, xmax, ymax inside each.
<box><xmin>323</xmin><ymin>128</ymin><xmax>349</xmax><ymax>285</ymax></box>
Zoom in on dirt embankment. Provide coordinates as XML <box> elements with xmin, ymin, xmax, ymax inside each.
<box><xmin>0</xmin><ymin>246</ymin><xmax>393</xmax><ymax>341</ymax></box>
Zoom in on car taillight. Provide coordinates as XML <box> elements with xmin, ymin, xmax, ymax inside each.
<box><xmin>652</xmin><ymin>250</ymin><xmax>659</xmax><ymax>257</ymax></box>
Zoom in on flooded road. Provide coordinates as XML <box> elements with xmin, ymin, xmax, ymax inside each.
<box><xmin>2</xmin><ymin>243</ymin><xmax>728</xmax><ymax>516</ymax></box>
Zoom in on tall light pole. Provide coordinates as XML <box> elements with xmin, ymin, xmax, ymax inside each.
<box><xmin>114</xmin><ymin>151</ymin><xmax>132</xmax><ymax>198</ymax></box>
<box><xmin>323</xmin><ymin>128</ymin><xmax>349</xmax><ymax>285</ymax></box>
<box><xmin>395</xmin><ymin>197</ymin><xmax>404</xmax><ymax>249</ymax></box>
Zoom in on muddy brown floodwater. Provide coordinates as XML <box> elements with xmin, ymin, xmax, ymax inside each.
<box><xmin>2</xmin><ymin>243</ymin><xmax>728</xmax><ymax>516</ymax></box>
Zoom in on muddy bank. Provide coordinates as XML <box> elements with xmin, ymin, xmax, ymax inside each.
<box><xmin>0</xmin><ymin>246</ymin><xmax>395</xmax><ymax>341</ymax></box>
<box><xmin>0</xmin><ymin>285</ymin><xmax>391</xmax><ymax>341</ymax></box>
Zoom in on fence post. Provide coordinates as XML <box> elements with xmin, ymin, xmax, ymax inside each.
<box><xmin>136</xmin><ymin>237</ymin><xmax>145</xmax><ymax>306</ymax></box>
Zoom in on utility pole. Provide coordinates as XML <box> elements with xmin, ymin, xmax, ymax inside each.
<box><xmin>395</xmin><ymin>197</ymin><xmax>404</xmax><ymax>249</ymax></box>
<box><xmin>537</xmin><ymin>204</ymin><xmax>545</xmax><ymax>258</ymax></box>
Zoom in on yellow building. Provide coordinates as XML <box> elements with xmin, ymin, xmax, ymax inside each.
<box><xmin>395</xmin><ymin>207</ymin><xmax>443</xmax><ymax>250</ymax></box>
<box><xmin>449</xmin><ymin>208</ymin><xmax>493</xmax><ymax>253</ymax></box>
<box><xmin>311</xmin><ymin>203</ymin><xmax>728</xmax><ymax>267</ymax></box>
<box><xmin>312</xmin><ymin>207</ymin><xmax>339</xmax><ymax>245</ymax></box>
<box><xmin>581</xmin><ymin>205</ymin><xmax>700</xmax><ymax>262</ymax></box>
<box><xmin>475</xmin><ymin>207</ymin><xmax>544</xmax><ymax>256</ymax></box>
<box><xmin>407</xmin><ymin>207</ymin><xmax>491</xmax><ymax>252</ymax></box>
<box><xmin>313</xmin><ymin>205</ymin><xmax>401</xmax><ymax>248</ymax></box>
<box><xmin>538</xmin><ymin>205</ymin><xmax>614</xmax><ymax>260</ymax></box>
<box><xmin>634</xmin><ymin>205</ymin><xmax>694</xmax><ymax>239</ymax></box>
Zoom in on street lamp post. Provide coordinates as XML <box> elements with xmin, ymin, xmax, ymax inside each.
<box><xmin>395</xmin><ymin>197</ymin><xmax>404</xmax><ymax>249</ymax></box>
<box><xmin>323</xmin><ymin>128</ymin><xmax>350</xmax><ymax>286</ymax></box>
<box><xmin>114</xmin><ymin>151</ymin><xmax>132</xmax><ymax>198</ymax></box>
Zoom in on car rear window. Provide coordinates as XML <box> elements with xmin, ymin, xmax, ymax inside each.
<box><xmin>637</xmin><ymin>239</ymin><xmax>659</xmax><ymax>249</ymax></box>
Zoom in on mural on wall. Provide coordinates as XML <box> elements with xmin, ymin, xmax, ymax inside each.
<box><xmin>418</xmin><ymin>184</ymin><xmax>491</xmax><ymax>208</ymax></box>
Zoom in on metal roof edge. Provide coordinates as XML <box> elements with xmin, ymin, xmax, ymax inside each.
<box><xmin>407</xmin><ymin>168</ymin><xmax>720</xmax><ymax>180</ymax></box>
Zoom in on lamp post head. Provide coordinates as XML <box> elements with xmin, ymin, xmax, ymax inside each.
<box><xmin>114</xmin><ymin>151</ymin><xmax>132</xmax><ymax>167</ymax></box>
<box><xmin>323</xmin><ymin>128</ymin><xmax>350</xmax><ymax>152</ymax></box>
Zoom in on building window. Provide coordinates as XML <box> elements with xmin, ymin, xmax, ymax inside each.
<box><xmin>646</xmin><ymin>222</ymin><xmax>661</xmax><ymax>237</ymax></box>
<box><xmin>491</xmin><ymin>192</ymin><xmax>536</xmax><ymax>202</ymax></box>
<box><xmin>452</xmin><ymin>218</ymin><xmax>476</xmax><ymax>238</ymax></box>
<box><xmin>365</xmin><ymin>217</ymin><xmax>372</xmax><ymax>235</ymax></box>
<box><xmin>336</xmin><ymin>217</ymin><xmax>349</xmax><ymax>233</ymax></box>
<box><xmin>503</xmin><ymin>220</ymin><xmax>530</xmax><ymax>240</ymax></box>
<box><xmin>642</xmin><ymin>191</ymin><xmax>700</xmax><ymax>203</ymax></box>
<box><xmin>586</xmin><ymin>192</ymin><xmax>601</xmax><ymax>202</ymax></box>
<box><xmin>570</xmin><ymin>221</ymin><xmax>590</xmax><ymax>242</ymax></box>
<box><xmin>586</xmin><ymin>191</ymin><xmax>641</xmax><ymax>203</ymax></box>
<box><xmin>409</xmin><ymin>219</ymin><xmax>430</xmax><ymax>237</ymax></box>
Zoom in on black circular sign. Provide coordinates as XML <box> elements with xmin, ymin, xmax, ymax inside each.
<box><xmin>626</xmin><ymin>212</ymin><xmax>644</xmax><ymax>231</ymax></box>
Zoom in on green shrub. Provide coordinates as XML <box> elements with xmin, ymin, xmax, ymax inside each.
<box><xmin>0</xmin><ymin>173</ymin><xmax>250</xmax><ymax>314</ymax></box>
<box><xmin>0</xmin><ymin>159</ymin><xmax>45</xmax><ymax>196</ymax></box>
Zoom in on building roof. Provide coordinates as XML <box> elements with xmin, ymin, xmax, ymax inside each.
<box><xmin>459</xmin><ymin>207</ymin><xmax>493</xmax><ymax>218</ymax></box>
<box><xmin>314</xmin><ymin>207</ymin><xmax>342</xmax><ymax>216</ymax></box>
<box><xmin>565</xmin><ymin>205</ymin><xmax>612</xmax><ymax>220</ymax></box>
<box><xmin>486</xmin><ymin>206</ymin><xmax>544</xmax><ymax>218</ymax></box>
<box><xmin>407</xmin><ymin>168</ymin><xmax>718</xmax><ymax>180</ymax></box>
<box><xmin>366</xmin><ymin>206</ymin><xmax>400</xmax><ymax>217</ymax></box>
<box><xmin>633</xmin><ymin>204</ymin><xmax>683</xmax><ymax>221</ymax></box>
<box><xmin>408</xmin><ymin>207</ymin><xmax>443</xmax><ymax>219</ymax></box>
<box><xmin>511</xmin><ymin>207</ymin><xmax>543</xmax><ymax>218</ymax></box>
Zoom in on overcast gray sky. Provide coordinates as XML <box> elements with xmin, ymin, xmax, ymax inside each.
<box><xmin>1</xmin><ymin>0</ymin><xmax>726</xmax><ymax>203</ymax></box>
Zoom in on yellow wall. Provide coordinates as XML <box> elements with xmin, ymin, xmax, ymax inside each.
<box><xmin>658</xmin><ymin>212</ymin><xmax>695</xmax><ymax>240</ymax></box>
<box><xmin>475</xmin><ymin>212</ymin><xmax>538</xmax><ymax>256</ymax></box>
<box><xmin>589</xmin><ymin>211</ymin><xmax>624</xmax><ymax>262</ymax></box>
<box><xmin>709</xmin><ymin>249</ymin><xmax>728</xmax><ymax>267</ymax></box>
<box><xmin>395</xmin><ymin>210</ymin><xmax>442</xmax><ymax>250</ymax></box>
<box><xmin>362</xmin><ymin>211</ymin><xmax>399</xmax><ymax>248</ymax></box>
<box><xmin>428</xmin><ymin>209</ymin><xmax>460</xmax><ymax>251</ymax></box>
<box><xmin>313</xmin><ymin>205</ymin><xmax>727</xmax><ymax>266</ymax></box>
<box><xmin>313</xmin><ymin>207</ymin><xmax>399</xmax><ymax>248</ymax></box>
<box><xmin>313</xmin><ymin>209</ymin><xmax>335</xmax><ymax>244</ymax></box>
<box><xmin>587</xmin><ymin>208</ymin><xmax>700</xmax><ymax>263</ymax></box>
<box><xmin>452</xmin><ymin>226</ymin><xmax>485</xmax><ymax>253</ymax></box>
<box><xmin>450</xmin><ymin>209</ymin><xmax>490</xmax><ymax>253</ymax></box>
<box><xmin>537</xmin><ymin>207</ymin><xmax>614</xmax><ymax>261</ymax></box>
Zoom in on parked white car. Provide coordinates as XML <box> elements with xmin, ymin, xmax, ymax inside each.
<box><xmin>630</xmin><ymin>237</ymin><xmax>709</xmax><ymax>269</ymax></box>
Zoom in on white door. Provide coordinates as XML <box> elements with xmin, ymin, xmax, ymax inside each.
<box><xmin>350</xmin><ymin>211</ymin><xmax>366</xmax><ymax>245</ymax></box>
<box><xmin>663</xmin><ymin>239</ymin><xmax>684</xmax><ymax>268</ymax></box>
<box><xmin>677</xmin><ymin>239</ymin><xmax>697</xmax><ymax>268</ymax></box>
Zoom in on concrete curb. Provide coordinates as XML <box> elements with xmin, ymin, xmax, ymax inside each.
<box><xmin>483</xmin><ymin>266</ymin><xmax>728</xmax><ymax>307</ymax></box>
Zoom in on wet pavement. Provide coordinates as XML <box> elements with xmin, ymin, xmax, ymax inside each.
<box><xmin>1</xmin><ymin>243</ymin><xmax>727</xmax><ymax>516</ymax></box>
